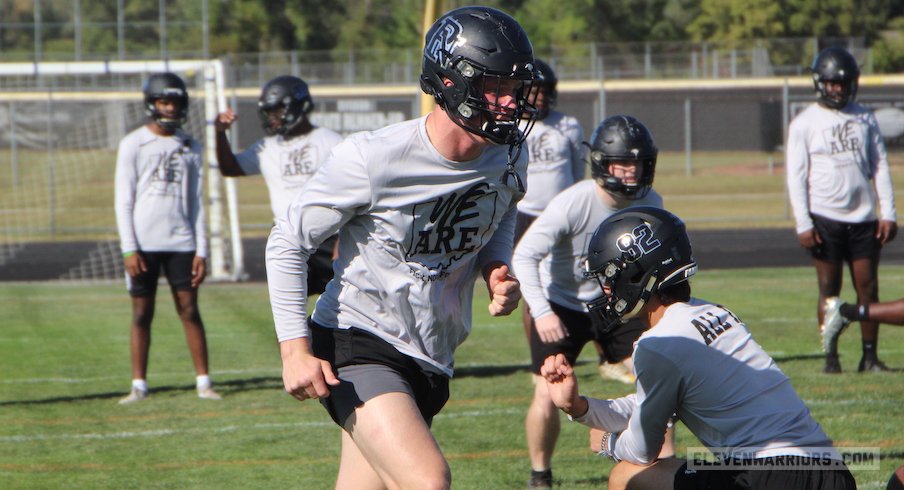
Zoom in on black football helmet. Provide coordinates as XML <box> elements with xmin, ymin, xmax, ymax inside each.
<box><xmin>533</xmin><ymin>58</ymin><xmax>558</xmax><ymax>119</ymax></box>
<box><xmin>420</xmin><ymin>6</ymin><xmax>538</xmax><ymax>146</ymax></box>
<box><xmin>810</xmin><ymin>47</ymin><xmax>859</xmax><ymax>110</ymax></box>
<box><xmin>258</xmin><ymin>75</ymin><xmax>314</xmax><ymax>136</ymax></box>
<box><xmin>584</xmin><ymin>206</ymin><xmax>696</xmax><ymax>326</ymax></box>
<box><xmin>589</xmin><ymin>115</ymin><xmax>657</xmax><ymax>200</ymax></box>
<box><xmin>143</xmin><ymin>72</ymin><xmax>189</xmax><ymax>131</ymax></box>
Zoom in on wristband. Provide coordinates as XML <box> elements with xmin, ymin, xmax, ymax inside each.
<box><xmin>597</xmin><ymin>431</ymin><xmax>621</xmax><ymax>462</ymax></box>
<box><xmin>122</xmin><ymin>251</ymin><xmax>136</xmax><ymax>258</ymax></box>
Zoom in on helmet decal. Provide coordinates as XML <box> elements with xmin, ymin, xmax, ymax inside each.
<box><xmin>616</xmin><ymin>223</ymin><xmax>661</xmax><ymax>262</ymax></box>
<box><xmin>425</xmin><ymin>17</ymin><xmax>466</xmax><ymax>68</ymax></box>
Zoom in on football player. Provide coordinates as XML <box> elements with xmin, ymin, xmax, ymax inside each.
<box><xmin>786</xmin><ymin>47</ymin><xmax>896</xmax><ymax>373</ymax></box>
<box><xmin>114</xmin><ymin>72</ymin><xmax>221</xmax><ymax>404</ymax></box>
<box><xmin>543</xmin><ymin>207</ymin><xmax>856</xmax><ymax>490</ymax></box>
<box><xmin>214</xmin><ymin>75</ymin><xmax>343</xmax><ymax>294</ymax></box>
<box><xmin>266</xmin><ymin>6</ymin><xmax>537</xmax><ymax>488</ymax></box>
<box><xmin>513</xmin><ymin>115</ymin><xmax>666</xmax><ymax>489</ymax></box>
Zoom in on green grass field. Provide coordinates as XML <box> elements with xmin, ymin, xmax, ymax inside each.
<box><xmin>2</xmin><ymin>266</ymin><xmax>904</xmax><ymax>489</ymax></box>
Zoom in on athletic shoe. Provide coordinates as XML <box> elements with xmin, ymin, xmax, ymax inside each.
<box><xmin>527</xmin><ymin>469</ymin><xmax>553</xmax><ymax>489</ymax></box>
<box><xmin>858</xmin><ymin>357</ymin><xmax>891</xmax><ymax>373</ymax></box>
<box><xmin>823</xmin><ymin>354</ymin><xmax>842</xmax><ymax>374</ymax></box>
<box><xmin>118</xmin><ymin>388</ymin><xmax>148</xmax><ymax>405</ymax></box>
<box><xmin>598</xmin><ymin>360</ymin><xmax>636</xmax><ymax>385</ymax></box>
<box><xmin>821</xmin><ymin>297</ymin><xmax>851</xmax><ymax>353</ymax></box>
<box><xmin>197</xmin><ymin>387</ymin><xmax>223</xmax><ymax>400</ymax></box>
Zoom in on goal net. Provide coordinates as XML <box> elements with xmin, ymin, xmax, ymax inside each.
<box><xmin>0</xmin><ymin>60</ymin><xmax>245</xmax><ymax>282</ymax></box>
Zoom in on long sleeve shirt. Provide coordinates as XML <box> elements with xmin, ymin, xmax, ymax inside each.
<box><xmin>266</xmin><ymin>116</ymin><xmax>526</xmax><ymax>377</ymax></box>
<box><xmin>513</xmin><ymin>180</ymin><xmax>662</xmax><ymax>318</ymax></box>
<box><xmin>574</xmin><ymin>299</ymin><xmax>839</xmax><ymax>465</ymax></box>
<box><xmin>786</xmin><ymin>102</ymin><xmax>895</xmax><ymax>233</ymax></box>
<box><xmin>114</xmin><ymin>126</ymin><xmax>207</xmax><ymax>257</ymax></box>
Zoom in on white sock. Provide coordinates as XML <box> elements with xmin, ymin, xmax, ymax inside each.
<box><xmin>132</xmin><ymin>379</ymin><xmax>148</xmax><ymax>393</ymax></box>
<box><xmin>196</xmin><ymin>375</ymin><xmax>211</xmax><ymax>391</ymax></box>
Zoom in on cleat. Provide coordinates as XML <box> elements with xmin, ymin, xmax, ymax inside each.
<box><xmin>118</xmin><ymin>388</ymin><xmax>148</xmax><ymax>405</ymax></box>
<box><xmin>197</xmin><ymin>387</ymin><xmax>223</xmax><ymax>400</ymax></box>
<box><xmin>822</xmin><ymin>354</ymin><xmax>842</xmax><ymax>374</ymax></box>
<box><xmin>858</xmin><ymin>358</ymin><xmax>891</xmax><ymax>373</ymax></box>
<box><xmin>598</xmin><ymin>360</ymin><xmax>636</xmax><ymax>385</ymax></box>
<box><xmin>527</xmin><ymin>469</ymin><xmax>553</xmax><ymax>489</ymax></box>
<box><xmin>821</xmin><ymin>297</ymin><xmax>851</xmax><ymax>353</ymax></box>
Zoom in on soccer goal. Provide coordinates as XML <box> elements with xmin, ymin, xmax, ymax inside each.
<box><xmin>0</xmin><ymin>59</ymin><xmax>245</xmax><ymax>282</ymax></box>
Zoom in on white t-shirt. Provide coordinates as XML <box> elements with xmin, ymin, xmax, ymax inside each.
<box><xmin>266</xmin><ymin>116</ymin><xmax>526</xmax><ymax>376</ymax></box>
<box><xmin>513</xmin><ymin>180</ymin><xmax>662</xmax><ymax>318</ymax></box>
<box><xmin>235</xmin><ymin>127</ymin><xmax>343</xmax><ymax>219</ymax></box>
<box><xmin>786</xmin><ymin>102</ymin><xmax>895</xmax><ymax>233</ymax></box>
<box><xmin>114</xmin><ymin>125</ymin><xmax>207</xmax><ymax>257</ymax></box>
<box><xmin>518</xmin><ymin>110</ymin><xmax>586</xmax><ymax>216</ymax></box>
<box><xmin>575</xmin><ymin>299</ymin><xmax>839</xmax><ymax>465</ymax></box>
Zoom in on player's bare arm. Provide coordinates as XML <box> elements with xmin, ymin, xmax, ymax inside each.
<box><xmin>213</xmin><ymin>109</ymin><xmax>246</xmax><ymax>177</ymax></box>
<box><xmin>123</xmin><ymin>252</ymin><xmax>147</xmax><ymax>277</ymax></box>
<box><xmin>279</xmin><ymin>337</ymin><xmax>340</xmax><ymax>401</ymax></box>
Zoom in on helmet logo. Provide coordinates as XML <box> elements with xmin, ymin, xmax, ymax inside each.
<box><xmin>616</xmin><ymin>223</ymin><xmax>661</xmax><ymax>262</ymax></box>
<box><xmin>425</xmin><ymin>17</ymin><xmax>466</xmax><ymax>68</ymax></box>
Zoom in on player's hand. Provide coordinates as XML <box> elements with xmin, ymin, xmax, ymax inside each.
<box><xmin>214</xmin><ymin>109</ymin><xmax>237</xmax><ymax>132</ymax></box>
<box><xmin>797</xmin><ymin>228</ymin><xmax>822</xmax><ymax>249</ymax></box>
<box><xmin>123</xmin><ymin>252</ymin><xmax>147</xmax><ymax>277</ymax></box>
<box><xmin>191</xmin><ymin>256</ymin><xmax>207</xmax><ymax>288</ymax></box>
<box><xmin>590</xmin><ymin>428</ymin><xmax>607</xmax><ymax>453</ymax></box>
<box><xmin>877</xmin><ymin>220</ymin><xmax>898</xmax><ymax>245</ymax></box>
<box><xmin>485</xmin><ymin>263</ymin><xmax>521</xmax><ymax>316</ymax></box>
<box><xmin>279</xmin><ymin>338</ymin><xmax>340</xmax><ymax>401</ymax></box>
<box><xmin>540</xmin><ymin>353</ymin><xmax>586</xmax><ymax>417</ymax></box>
<box><xmin>535</xmin><ymin>313</ymin><xmax>568</xmax><ymax>343</ymax></box>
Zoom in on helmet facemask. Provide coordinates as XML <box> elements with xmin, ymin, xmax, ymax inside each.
<box><xmin>810</xmin><ymin>47</ymin><xmax>860</xmax><ymax>110</ymax></box>
<box><xmin>588</xmin><ymin>115</ymin><xmax>658</xmax><ymax>200</ymax></box>
<box><xmin>591</xmin><ymin>154</ymin><xmax>656</xmax><ymax>200</ymax></box>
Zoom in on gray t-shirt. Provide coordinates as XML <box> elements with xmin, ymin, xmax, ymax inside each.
<box><xmin>518</xmin><ymin>110</ymin><xmax>586</xmax><ymax>217</ymax></box>
<box><xmin>235</xmin><ymin>126</ymin><xmax>343</xmax><ymax>220</ymax></box>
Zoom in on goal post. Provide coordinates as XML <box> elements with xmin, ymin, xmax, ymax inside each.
<box><xmin>0</xmin><ymin>59</ymin><xmax>245</xmax><ymax>282</ymax></box>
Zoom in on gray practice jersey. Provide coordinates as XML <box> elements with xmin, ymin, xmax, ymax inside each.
<box><xmin>115</xmin><ymin>126</ymin><xmax>207</xmax><ymax>257</ymax></box>
<box><xmin>513</xmin><ymin>180</ymin><xmax>662</xmax><ymax>318</ymax></box>
<box><xmin>574</xmin><ymin>298</ymin><xmax>838</xmax><ymax>465</ymax></box>
<box><xmin>235</xmin><ymin>126</ymin><xmax>343</xmax><ymax>219</ymax></box>
<box><xmin>266</xmin><ymin>116</ymin><xmax>526</xmax><ymax>376</ymax></box>
<box><xmin>786</xmin><ymin>102</ymin><xmax>895</xmax><ymax>234</ymax></box>
<box><xmin>518</xmin><ymin>110</ymin><xmax>586</xmax><ymax>217</ymax></box>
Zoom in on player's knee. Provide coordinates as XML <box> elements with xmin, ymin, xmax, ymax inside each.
<box><xmin>400</xmin><ymin>463</ymin><xmax>451</xmax><ymax>490</ymax></box>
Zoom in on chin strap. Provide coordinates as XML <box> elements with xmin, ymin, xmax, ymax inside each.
<box><xmin>500</xmin><ymin>142</ymin><xmax>525</xmax><ymax>192</ymax></box>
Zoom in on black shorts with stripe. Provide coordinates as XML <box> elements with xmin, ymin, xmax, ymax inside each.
<box><xmin>310</xmin><ymin>322</ymin><xmax>450</xmax><ymax>428</ymax></box>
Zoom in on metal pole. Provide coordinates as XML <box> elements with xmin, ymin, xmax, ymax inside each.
<box><xmin>202</xmin><ymin>0</ymin><xmax>209</xmax><ymax>59</ymax></box>
<box><xmin>782</xmin><ymin>77</ymin><xmax>790</xmax><ymax>219</ymax></box>
<box><xmin>117</xmin><ymin>0</ymin><xmax>125</xmax><ymax>60</ymax></box>
<box><xmin>34</xmin><ymin>0</ymin><xmax>42</xmax><ymax>64</ymax></box>
<box><xmin>159</xmin><ymin>0</ymin><xmax>167</xmax><ymax>60</ymax></box>
<box><xmin>74</xmin><ymin>0</ymin><xmax>82</xmax><ymax>61</ymax></box>
<box><xmin>47</xmin><ymin>86</ymin><xmax>56</xmax><ymax>236</ymax></box>
<box><xmin>684</xmin><ymin>97</ymin><xmax>692</xmax><ymax>177</ymax></box>
<box><xmin>10</xmin><ymin>102</ymin><xmax>18</xmax><ymax>187</ymax></box>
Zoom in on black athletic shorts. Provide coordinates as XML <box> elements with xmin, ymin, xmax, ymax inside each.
<box><xmin>674</xmin><ymin>457</ymin><xmax>856</xmax><ymax>490</ymax></box>
<box><xmin>307</xmin><ymin>235</ymin><xmax>337</xmax><ymax>296</ymax></box>
<box><xmin>514</xmin><ymin>211</ymin><xmax>538</xmax><ymax>245</ymax></box>
<box><xmin>126</xmin><ymin>251</ymin><xmax>196</xmax><ymax>297</ymax></box>
<box><xmin>529</xmin><ymin>302</ymin><xmax>645</xmax><ymax>373</ymax></box>
<box><xmin>809</xmin><ymin>214</ymin><xmax>880</xmax><ymax>262</ymax></box>
<box><xmin>309</xmin><ymin>322</ymin><xmax>450</xmax><ymax>428</ymax></box>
